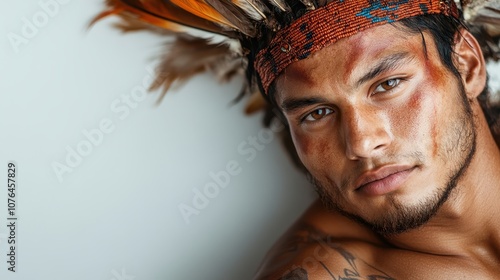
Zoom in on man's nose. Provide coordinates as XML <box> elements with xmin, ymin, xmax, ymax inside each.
<box><xmin>341</xmin><ymin>106</ymin><xmax>393</xmax><ymax>160</ymax></box>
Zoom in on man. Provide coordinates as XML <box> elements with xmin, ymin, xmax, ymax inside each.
<box><xmin>254</xmin><ymin>12</ymin><xmax>500</xmax><ymax>280</ymax></box>
<box><xmin>97</xmin><ymin>0</ymin><xmax>500</xmax><ymax>278</ymax></box>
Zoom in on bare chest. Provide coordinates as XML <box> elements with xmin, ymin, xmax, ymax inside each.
<box><xmin>347</xmin><ymin>248</ymin><xmax>500</xmax><ymax>280</ymax></box>
<box><xmin>302</xmin><ymin>244</ymin><xmax>500</xmax><ymax>280</ymax></box>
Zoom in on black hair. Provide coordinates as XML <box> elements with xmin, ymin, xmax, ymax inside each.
<box><xmin>397</xmin><ymin>14</ymin><xmax>496</xmax><ymax>129</ymax></box>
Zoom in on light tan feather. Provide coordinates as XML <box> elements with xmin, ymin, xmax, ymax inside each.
<box><xmin>268</xmin><ymin>0</ymin><xmax>291</xmax><ymax>12</ymax></box>
<box><xmin>232</xmin><ymin>0</ymin><xmax>268</xmax><ymax>20</ymax></box>
<box><xmin>150</xmin><ymin>36</ymin><xmax>244</xmax><ymax>104</ymax></box>
<box><xmin>245</xmin><ymin>91</ymin><xmax>267</xmax><ymax>114</ymax></box>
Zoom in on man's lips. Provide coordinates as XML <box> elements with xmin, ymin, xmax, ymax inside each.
<box><xmin>354</xmin><ymin>165</ymin><xmax>416</xmax><ymax>196</ymax></box>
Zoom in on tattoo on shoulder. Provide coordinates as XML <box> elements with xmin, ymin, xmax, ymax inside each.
<box><xmin>280</xmin><ymin>267</ymin><xmax>308</xmax><ymax>280</ymax></box>
<box><xmin>281</xmin><ymin>224</ymin><xmax>395</xmax><ymax>280</ymax></box>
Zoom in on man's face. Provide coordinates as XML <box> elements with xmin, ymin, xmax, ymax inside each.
<box><xmin>275</xmin><ymin>24</ymin><xmax>476</xmax><ymax>235</ymax></box>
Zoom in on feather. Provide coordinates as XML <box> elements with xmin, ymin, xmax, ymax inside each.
<box><xmin>91</xmin><ymin>0</ymin><xmax>247</xmax><ymax>105</ymax></box>
<box><xmin>463</xmin><ymin>0</ymin><xmax>499</xmax><ymax>22</ymax></box>
<box><xmin>473</xmin><ymin>2</ymin><xmax>500</xmax><ymax>31</ymax></box>
<box><xmin>150</xmin><ymin>36</ymin><xmax>243</xmax><ymax>103</ymax></box>
<box><xmin>299</xmin><ymin>0</ymin><xmax>316</xmax><ymax>10</ymax></box>
<box><xmin>315</xmin><ymin>0</ymin><xmax>327</xmax><ymax>9</ymax></box>
<box><xmin>92</xmin><ymin>9</ymin><xmax>240</xmax><ymax>50</ymax></box>
<box><xmin>231</xmin><ymin>0</ymin><xmax>269</xmax><ymax>21</ymax></box>
<box><xmin>91</xmin><ymin>0</ymin><xmax>232</xmax><ymax>35</ymax></box>
<box><xmin>232</xmin><ymin>0</ymin><xmax>281</xmax><ymax>30</ymax></box>
<box><xmin>89</xmin><ymin>6</ymin><xmax>123</xmax><ymax>27</ymax></box>
<box><xmin>91</xmin><ymin>0</ymin><xmax>245</xmax><ymax>52</ymax></box>
<box><xmin>168</xmin><ymin>0</ymin><xmax>239</xmax><ymax>30</ymax></box>
<box><xmin>204</xmin><ymin>0</ymin><xmax>258</xmax><ymax>36</ymax></box>
<box><xmin>463</xmin><ymin>0</ymin><xmax>500</xmax><ymax>61</ymax></box>
<box><xmin>207</xmin><ymin>53</ymin><xmax>246</xmax><ymax>81</ymax></box>
<box><xmin>267</xmin><ymin>0</ymin><xmax>291</xmax><ymax>13</ymax></box>
<box><xmin>245</xmin><ymin>91</ymin><xmax>267</xmax><ymax>114</ymax></box>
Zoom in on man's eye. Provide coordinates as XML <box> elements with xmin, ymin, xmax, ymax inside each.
<box><xmin>374</xmin><ymin>78</ymin><xmax>401</xmax><ymax>94</ymax></box>
<box><xmin>304</xmin><ymin>108</ymin><xmax>333</xmax><ymax>122</ymax></box>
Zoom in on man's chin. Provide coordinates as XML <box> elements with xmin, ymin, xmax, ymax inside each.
<box><xmin>316</xmin><ymin>186</ymin><xmax>453</xmax><ymax>236</ymax></box>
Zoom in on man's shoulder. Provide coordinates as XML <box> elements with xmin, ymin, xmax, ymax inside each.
<box><xmin>253</xmin><ymin>224</ymin><xmax>394</xmax><ymax>279</ymax></box>
<box><xmin>254</xmin><ymin>201</ymin><xmax>393</xmax><ymax>279</ymax></box>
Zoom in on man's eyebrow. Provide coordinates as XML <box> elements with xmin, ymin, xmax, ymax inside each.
<box><xmin>280</xmin><ymin>97</ymin><xmax>328</xmax><ymax>113</ymax></box>
<box><xmin>355</xmin><ymin>52</ymin><xmax>414</xmax><ymax>87</ymax></box>
<box><xmin>279</xmin><ymin>53</ymin><xmax>414</xmax><ymax>114</ymax></box>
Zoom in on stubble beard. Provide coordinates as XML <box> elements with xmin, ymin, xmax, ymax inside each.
<box><xmin>311</xmin><ymin>86</ymin><xmax>477</xmax><ymax>236</ymax></box>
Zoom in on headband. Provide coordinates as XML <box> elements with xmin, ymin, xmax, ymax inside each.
<box><xmin>254</xmin><ymin>0</ymin><xmax>459</xmax><ymax>94</ymax></box>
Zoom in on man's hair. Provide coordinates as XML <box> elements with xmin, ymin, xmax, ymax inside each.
<box><xmin>399</xmin><ymin>14</ymin><xmax>497</xmax><ymax>129</ymax></box>
<box><xmin>259</xmin><ymin>13</ymin><xmax>498</xmax><ymax>170</ymax></box>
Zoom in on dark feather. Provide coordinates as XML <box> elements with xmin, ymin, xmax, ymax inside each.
<box><xmin>205</xmin><ymin>0</ymin><xmax>258</xmax><ymax>36</ymax></box>
<box><xmin>267</xmin><ymin>0</ymin><xmax>291</xmax><ymax>13</ymax></box>
<box><xmin>298</xmin><ymin>0</ymin><xmax>316</xmax><ymax>10</ymax></box>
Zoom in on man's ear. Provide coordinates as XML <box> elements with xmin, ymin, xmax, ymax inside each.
<box><xmin>453</xmin><ymin>29</ymin><xmax>487</xmax><ymax>99</ymax></box>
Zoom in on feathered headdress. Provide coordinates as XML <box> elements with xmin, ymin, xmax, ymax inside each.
<box><xmin>91</xmin><ymin>0</ymin><xmax>500</xmax><ymax>113</ymax></box>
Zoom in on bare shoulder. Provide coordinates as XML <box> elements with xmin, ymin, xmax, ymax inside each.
<box><xmin>253</xmin><ymin>201</ymin><xmax>394</xmax><ymax>280</ymax></box>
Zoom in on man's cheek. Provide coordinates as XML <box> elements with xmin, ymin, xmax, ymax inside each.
<box><xmin>392</xmin><ymin>90</ymin><xmax>435</xmax><ymax>142</ymax></box>
<box><xmin>293</xmin><ymin>134</ymin><xmax>337</xmax><ymax>171</ymax></box>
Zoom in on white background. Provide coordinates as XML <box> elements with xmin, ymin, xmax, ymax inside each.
<box><xmin>0</xmin><ymin>1</ymin><xmax>316</xmax><ymax>279</ymax></box>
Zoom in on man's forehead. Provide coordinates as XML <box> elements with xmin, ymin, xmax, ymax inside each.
<box><xmin>340</xmin><ymin>24</ymin><xmax>412</xmax><ymax>61</ymax></box>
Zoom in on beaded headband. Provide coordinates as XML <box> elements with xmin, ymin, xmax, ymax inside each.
<box><xmin>254</xmin><ymin>0</ymin><xmax>460</xmax><ymax>94</ymax></box>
